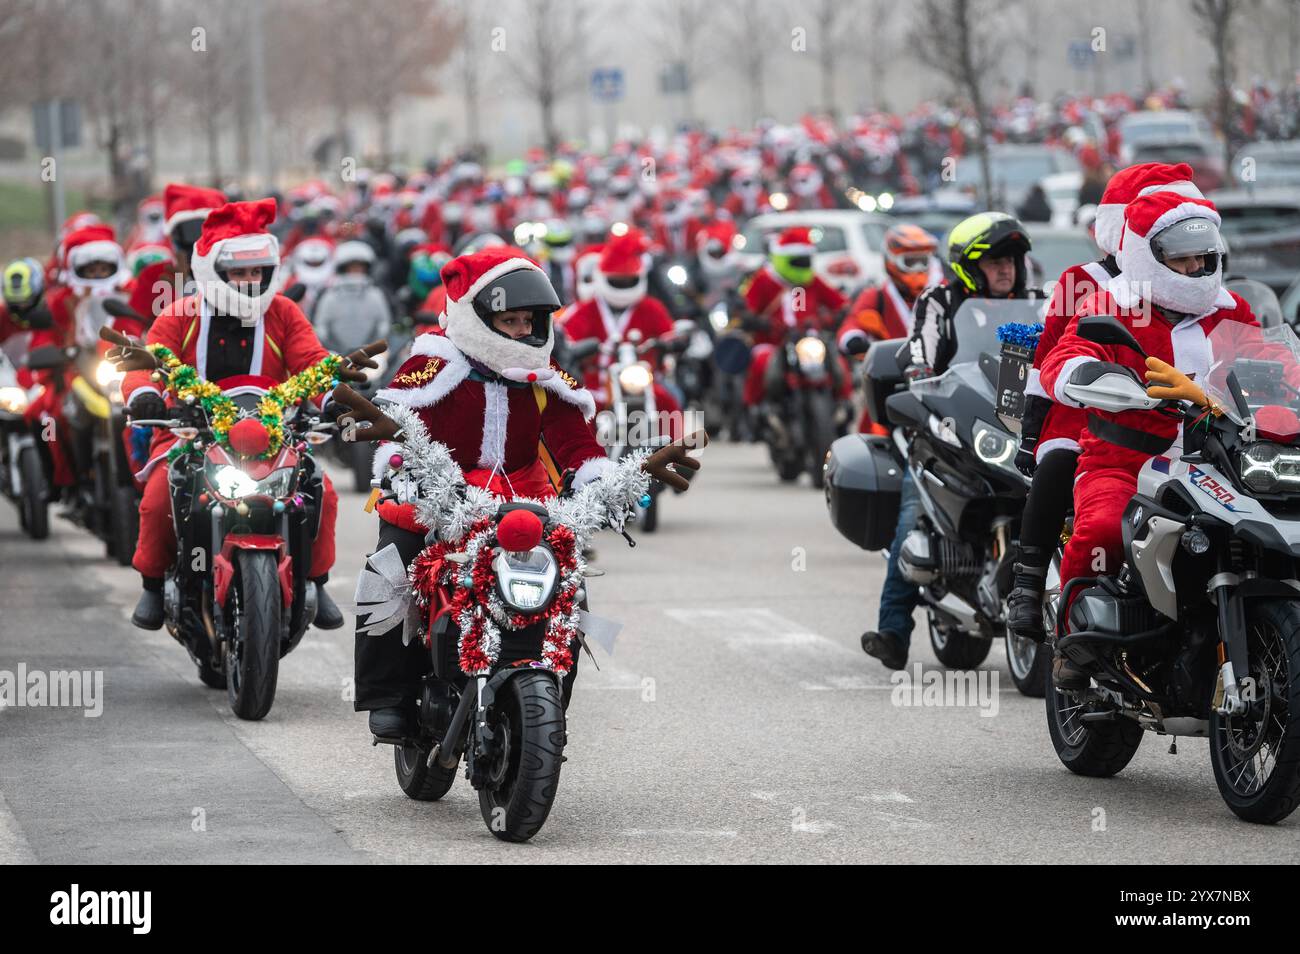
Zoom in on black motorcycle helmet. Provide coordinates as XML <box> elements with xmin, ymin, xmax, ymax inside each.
<box><xmin>947</xmin><ymin>211</ymin><xmax>1032</xmax><ymax>296</ymax></box>
<box><xmin>471</xmin><ymin>266</ymin><xmax>560</xmax><ymax>348</ymax></box>
<box><xmin>171</xmin><ymin>217</ymin><xmax>206</xmax><ymax>261</ymax></box>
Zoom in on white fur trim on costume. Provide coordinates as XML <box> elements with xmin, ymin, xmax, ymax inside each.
<box><xmin>537</xmin><ymin>369</ymin><xmax>597</xmax><ymax>420</ymax></box>
<box><xmin>1093</xmin><ymin>202</ymin><xmax>1124</xmax><ymax>257</ymax></box>
<box><xmin>372</xmin><ymin>440</ymin><xmax>401</xmax><ymax>481</ymax></box>
<box><xmin>123</xmin><ymin>384</ymin><xmax>162</xmax><ymax>406</ymax></box>
<box><xmin>573</xmin><ymin>456</ymin><xmax>615</xmax><ymax>488</ymax></box>
<box><xmin>477</xmin><ymin>381</ymin><xmax>509</xmax><ymax>468</ymax></box>
<box><xmin>164</xmin><ymin>208</ymin><xmax>211</xmax><ymax>236</ymax></box>
<box><xmin>1054</xmin><ymin>355</ymin><xmax>1094</xmax><ymax>407</ymax></box>
<box><xmin>498</xmin><ymin>367</ymin><xmax>555</xmax><ymax>383</ymax></box>
<box><xmin>1081</xmin><ymin>260</ymin><xmax>1112</xmax><ymax>287</ymax></box>
<box><xmin>595</xmin><ymin>272</ymin><xmax>647</xmax><ymax>310</ymax></box>
<box><xmin>374</xmin><ymin>333</ymin><xmax>472</xmax><ymax>409</ymax></box>
<box><xmin>191</xmin><ymin>232</ymin><xmax>283</xmax><ymax>325</ymax></box>
<box><xmin>68</xmin><ymin>240</ymin><xmax>124</xmax><ymax>270</ymax></box>
<box><xmin>1035</xmin><ymin>436</ymin><xmax>1081</xmax><ymax>461</ymax></box>
<box><xmin>1026</xmin><ymin>366</ymin><xmax>1047</xmax><ymax>400</ymax></box>
<box><xmin>443</xmin><ymin>259</ymin><xmax>555</xmax><ymax>374</ymax></box>
<box><xmin>1136</xmin><ymin>180</ymin><xmax>1202</xmax><ymax>200</ymax></box>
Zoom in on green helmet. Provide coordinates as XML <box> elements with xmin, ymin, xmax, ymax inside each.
<box><xmin>2</xmin><ymin>257</ymin><xmax>45</xmax><ymax>313</ymax></box>
<box><xmin>946</xmin><ymin>212</ymin><xmax>1031</xmax><ymax>295</ymax></box>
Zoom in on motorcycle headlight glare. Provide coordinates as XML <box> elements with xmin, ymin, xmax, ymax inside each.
<box><xmin>619</xmin><ymin>363</ymin><xmax>653</xmax><ymax>395</ymax></box>
<box><xmin>211</xmin><ymin>464</ymin><xmax>259</xmax><ymax>499</ymax></box>
<box><xmin>794</xmin><ymin>335</ymin><xmax>827</xmax><ymax>371</ymax></box>
<box><xmin>95</xmin><ymin>360</ymin><xmax>124</xmax><ymax>388</ymax></box>
<box><xmin>708</xmin><ymin>305</ymin><xmax>729</xmax><ymax>332</ymax></box>
<box><xmin>494</xmin><ymin>547</ymin><xmax>559</xmax><ymax>612</ymax></box>
<box><xmin>0</xmin><ymin>386</ymin><xmax>28</xmax><ymax>413</ymax></box>
<box><xmin>1240</xmin><ymin>442</ymin><xmax>1300</xmax><ymax>493</ymax></box>
<box><xmin>973</xmin><ymin>419</ymin><xmax>1017</xmax><ymax>466</ymax></box>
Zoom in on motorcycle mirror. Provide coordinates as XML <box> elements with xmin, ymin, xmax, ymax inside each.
<box><xmin>26</xmin><ymin>345</ymin><xmax>68</xmax><ymax>370</ymax></box>
<box><xmin>283</xmin><ymin>282</ymin><xmax>307</xmax><ymax>303</ymax></box>
<box><xmin>1075</xmin><ymin>315</ymin><xmax>1148</xmax><ymax>358</ymax></box>
<box><xmin>843</xmin><ymin>336</ymin><xmax>870</xmax><ymax>356</ymax></box>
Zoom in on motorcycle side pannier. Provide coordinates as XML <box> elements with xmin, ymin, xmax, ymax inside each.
<box><xmin>824</xmin><ymin>433</ymin><xmax>903</xmax><ymax>550</ymax></box>
<box><xmin>862</xmin><ymin>337</ymin><xmax>907</xmax><ymax>429</ymax></box>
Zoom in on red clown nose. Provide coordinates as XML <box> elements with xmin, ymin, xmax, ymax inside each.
<box><xmin>227</xmin><ymin>418</ymin><xmax>271</xmax><ymax>457</ymax></box>
<box><xmin>497</xmin><ymin>508</ymin><xmax>544</xmax><ymax>553</ymax></box>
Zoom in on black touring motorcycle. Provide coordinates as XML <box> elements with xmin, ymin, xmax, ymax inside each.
<box><xmin>825</xmin><ymin>298</ymin><xmax>1052</xmax><ymax>694</ymax></box>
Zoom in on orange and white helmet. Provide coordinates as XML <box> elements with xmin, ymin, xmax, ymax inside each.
<box><xmin>882</xmin><ymin>223</ymin><xmax>938</xmax><ymax>299</ymax></box>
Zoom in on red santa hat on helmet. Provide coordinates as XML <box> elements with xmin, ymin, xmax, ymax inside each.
<box><xmin>63</xmin><ymin>224</ymin><xmax>128</xmax><ymax>295</ymax></box>
<box><xmin>1114</xmin><ymin>191</ymin><xmax>1228</xmax><ymax>318</ymax></box>
<box><xmin>163</xmin><ymin>182</ymin><xmax>228</xmax><ymax>236</ymax></box>
<box><xmin>439</xmin><ymin>246</ymin><xmax>556</xmax><ymax>376</ymax></box>
<box><xmin>1094</xmin><ymin>162</ymin><xmax>1202</xmax><ymax>257</ymax></box>
<box><xmin>190</xmin><ymin>198</ymin><xmax>283</xmax><ymax>325</ymax></box>
<box><xmin>595</xmin><ymin>229</ymin><xmax>650</xmax><ymax>309</ymax></box>
<box><xmin>771</xmin><ymin>226</ymin><xmax>817</xmax><ymax>257</ymax></box>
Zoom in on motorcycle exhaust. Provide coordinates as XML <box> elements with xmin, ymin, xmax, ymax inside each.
<box><xmin>430</xmin><ymin>681</ymin><xmax>477</xmax><ymax>769</ymax></box>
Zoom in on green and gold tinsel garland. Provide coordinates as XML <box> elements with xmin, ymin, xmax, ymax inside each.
<box><xmin>147</xmin><ymin>344</ymin><xmax>342</xmax><ymax>460</ymax></box>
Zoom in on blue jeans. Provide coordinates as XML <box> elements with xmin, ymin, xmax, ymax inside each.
<box><xmin>877</xmin><ymin>472</ymin><xmax>922</xmax><ymax>646</ymax></box>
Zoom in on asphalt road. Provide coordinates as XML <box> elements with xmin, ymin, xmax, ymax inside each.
<box><xmin>1</xmin><ymin>441</ymin><xmax>1297</xmax><ymax>863</ymax></box>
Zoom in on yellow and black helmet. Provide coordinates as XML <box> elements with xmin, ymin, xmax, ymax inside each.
<box><xmin>946</xmin><ymin>212</ymin><xmax>1031</xmax><ymax>295</ymax></box>
<box><xmin>2</xmin><ymin>257</ymin><xmax>45</xmax><ymax>314</ymax></box>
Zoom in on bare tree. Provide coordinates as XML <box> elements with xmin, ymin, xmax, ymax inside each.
<box><xmin>1190</xmin><ymin>0</ymin><xmax>1242</xmax><ymax>169</ymax></box>
<box><xmin>722</xmin><ymin>0</ymin><xmax>784</xmax><ymax>125</ymax></box>
<box><xmin>910</xmin><ymin>0</ymin><xmax>1004</xmax><ymax>204</ymax></box>
<box><xmin>509</xmin><ymin>0</ymin><xmax>591</xmax><ymax>154</ymax></box>
<box><xmin>859</xmin><ymin>0</ymin><xmax>899</xmax><ymax>109</ymax></box>
<box><xmin>809</xmin><ymin>0</ymin><xmax>858</xmax><ymax>118</ymax></box>
<box><xmin>652</xmin><ymin>0</ymin><xmax>715</xmax><ymax>124</ymax></box>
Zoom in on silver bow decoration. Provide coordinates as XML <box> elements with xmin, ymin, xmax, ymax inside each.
<box><xmin>354</xmin><ymin>543</ymin><xmax>421</xmax><ymax>644</ymax></box>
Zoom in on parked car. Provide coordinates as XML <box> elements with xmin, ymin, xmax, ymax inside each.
<box><xmin>1211</xmin><ymin>188</ymin><xmax>1300</xmax><ymax>293</ymax></box>
<box><xmin>1230</xmin><ymin>140</ymin><xmax>1300</xmax><ymax>189</ymax></box>
<box><xmin>882</xmin><ymin>191</ymin><xmax>977</xmax><ymax>244</ymax></box>
<box><xmin>1118</xmin><ymin>110</ymin><xmax>1225</xmax><ymax>191</ymax></box>
<box><xmin>736</xmin><ymin>210</ymin><xmax>891</xmax><ymax>291</ymax></box>
<box><xmin>953</xmin><ymin>144</ymin><xmax>1079</xmax><ymax>211</ymax></box>
<box><xmin>1024</xmin><ymin>225</ymin><xmax>1101</xmax><ymax>288</ymax></box>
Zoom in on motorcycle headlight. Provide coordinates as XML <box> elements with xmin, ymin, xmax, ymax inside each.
<box><xmin>619</xmin><ymin>363</ymin><xmax>653</xmax><ymax>395</ymax></box>
<box><xmin>708</xmin><ymin>305</ymin><xmax>729</xmax><ymax>332</ymax></box>
<box><xmin>973</xmin><ymin>419</ymin><xmax>1017</xmax><ymax>467</ymax></box>
<box><xmin>666</xmin><ymin>264</ymin><xmax>689</xmax><ymax>286</ymax></box>
<box><xmin>95</xmin><ymin>360</ymin><xmax>124</xmax><ymax>388</ymax></box>
<box><xmin>494</xmin><ymin>547</ymin><xmax>558</xmax><ymax>612</ymax></box>
<box><xmin>1240</xmin><ymin>442</ymin><xmax>1300</xmax><ymax>493</ymax></box>
<box><xmin>255</xmin><ymin>466</ymin><xmax>296</xmax><ymax>498</ymax></box>
<box><xmin>794</xmin><ymin>335</ymin><xmax>827</xmax><ymax>372</ymax></box>
<box><xmin>0</xmin><ymin>386</ymin><xmax>28</xmax><ymax>414</ymax></box>
<box><xmin>211</xmin><ymin>464</ymin><xmax>259</xmax><ymax>499</ymax></box>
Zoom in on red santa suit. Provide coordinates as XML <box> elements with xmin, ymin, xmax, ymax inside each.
<box><xmin>369</xmin><ymin>248</ymin><xmax>613</xmax><ymax>533</ymax></box>
<box><xmin>1027</xmin><ymin>162</ymin><xmax>1203</xmax><ymax>462</ymax></box>
<box><xmin>741</xmin><ymin>232</ymin><xmax>849</xmax><ymax>407</ymax></box>
<box><xmin>124</xmin><ymin>199</ymin><xmax>338</xmax><ymax>580</ymax></box>
<box><xmin>555</xmin><ymin>230</ymin><xmax>685</xmax><ymax>440</ymax></box>
<box><xmin>1039</xmin><ymin>192</ymin><xmax>1260</xmax><ymax>589</ymax></box>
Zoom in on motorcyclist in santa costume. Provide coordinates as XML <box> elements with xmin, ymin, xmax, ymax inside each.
<box><xmin>555</xmin><ymin>228</ymin><xmax>686</xmax><ymax>441</ymax></box>
<box><xmin>740</xmin><ymin>226</ymin><xmax>851</xmax><ymax>414</ymax></box>
<box><xmin>1006</xmin><ymin>162</ymin><xmax>1204</xmax><ymax>642</ymax></box>
<box><xmin>162</xmin><ymin>182</ymin><xmax>227</xmax><ymax>285</ymax></box>
<box><xmin>122</xmin><ymin>199</ymin><xmax>346</xmax><ymax>632</ymax></box>
<box><xmin>348</xmin><ymin>247</ymin><xmax>639</xmax><ymax>740</ymax></box>
<box><xmin>1038</xmin><ymin>190</ymin><xmax>1259</xmax><ymax>688</ymax></box>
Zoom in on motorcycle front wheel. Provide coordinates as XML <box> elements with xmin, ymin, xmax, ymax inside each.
<box><xmin>805</xmin><ymin>389</ymin><xmax>837</xmax><ymax>490</ymax></box>
<box><xmin>19</xmin><ymin>446</ymin><xmax>48</xmax><ymax>540</ymax></box>
<box><xmin>1210</xmin><ymin>599</ymin><xmax>1300</xmax><ymax>824</ymax></box>
<box><xmin>226</xmin><ymin>550</ymin><xmax>283</xmax><ymax>721</ymax></box>
<box><xmin>111</xmin><ymin>484</ymin><xmax>138</xmax><ymax>567</ymax></box>
<box><xmin>478</xmin><ymin>670</ymin><xmax>566</xmax><ymax>843</ymax></box>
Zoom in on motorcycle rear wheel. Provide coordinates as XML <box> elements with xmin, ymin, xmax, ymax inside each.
<box><xmin>226</xmin><ymin>550</ymin><xmax>283</xmax><ymax>721</ymax></box>
<box><xmin>1210</xmin><ymin>599</ymin><xmax>1300</xmax><ymax>824</ymax></box>
<box><xmin>1046</xmin><ymin>683</ymin><xmax>1143</xmax><ymax>778</ymax></box>
<box><xmin>395</xmin><ymin>743</ymin><xmax>457</xmax><ymax>801</ymax></box>
<box><xmin>929</xmin><ymin>619</ymin><xmax>992</xmax><ymax>669</ymax></box>
<box><xmin>1007</xmin><ymin>632</ymin><xmax>1050</xmax><ymax>697</ymax></box>
<box><xmin>478</xmin><ymin>670</ymin><xmax>566</xmax><ymax>843</ymax></box>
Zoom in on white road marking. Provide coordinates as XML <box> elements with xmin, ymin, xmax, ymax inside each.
<box><xmin>663</xmin><ymin>608</ymin><xmax>860</xmax><ymax>656</ymax></box>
